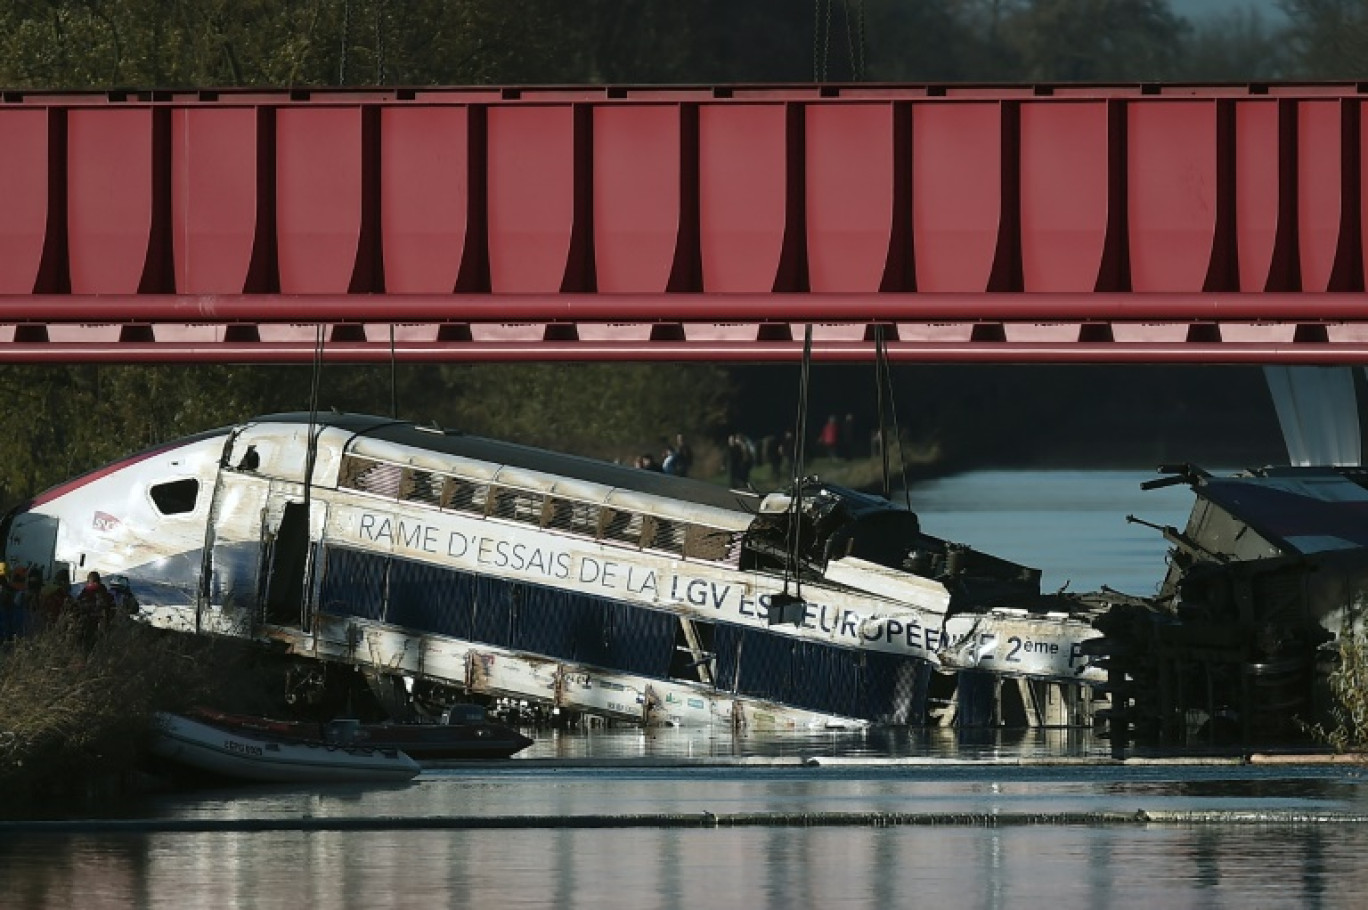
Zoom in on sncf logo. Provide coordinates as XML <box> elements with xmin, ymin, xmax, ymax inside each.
<box><xmin>92</xmin><ymin>511</ymin><xmax>120</xmax><ymax>533</ymax></box>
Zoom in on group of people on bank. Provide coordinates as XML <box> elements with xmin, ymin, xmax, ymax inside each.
<box><xmin>0</xmin><ymin>565</ymin><xmax>137</xmax><ymax>641</ymax></box>
<box><xmin>633</xmin><ymin>433</ymin><xmax>695</xmax><ymax>477</ymax></box>
<box><xmin>631</xmin><ymin>414</ymin><xmax>866</xmax><ymax>490</ymax></box>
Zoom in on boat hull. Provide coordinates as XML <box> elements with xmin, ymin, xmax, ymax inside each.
<box><xmin>151</xmin><ymin>713</ymin><xmax>421</xmax><ymax>784</ymax></box>
<box><xmin>354</xmin><ymin>723</ymin><xmax>533</xmax><ymax>759</ymax></box>
<box><xmin>191</xmin><ymin>707</ymin><xmax>535</xmax><ymax>760</ymax></box>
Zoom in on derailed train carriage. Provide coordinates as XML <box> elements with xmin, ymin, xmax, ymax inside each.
<box><xmin>1094</xmin><ymin>464</ymin><xmax>1368</xmax><ymax>747</ymax></box>
<box><xmin>2</xmin><ymin>412</ymin><xmax>1109</xmax><ymax>729</ymax></box>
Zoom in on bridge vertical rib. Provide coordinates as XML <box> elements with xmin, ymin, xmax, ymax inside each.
<box><xmin>0</xmin><ymin>106</ymin><xmax>62</xmax><ymax>293</ymax></box>
<box><xmin>592</xmin><ymin>103</ymin><xmax>683</xmax><ymax>294</ymax></box>
<box><xmin>170</xmin><ymin>105</ymin><xmax>267</xmax><ymax>297</ymax></box>
<box><xmin>697</xmin><ymin>101</ymin><xmax>789</xmax><ymax>293</ymax></box>
<box><xmin>1128</xmin><ymin>99</ymin><xmax>1220</xmax><ymax>294</ymax></box>
<box><xmin>1298</xmin><ymin>98</ymin><xmax>1363</xmax><ymax>292</ymax></box>
<box><xmin>486</xmin><ymin>103</ymin><xmax>579</xmax><ymax>295</ymax></box>
<box><xmin>68</xmin><ymin>106</ymin><xmax>161</xmax><ymax>295</ymax></box>
<box><xmin>1233</xmin><ymin>98</ymin><xmax>1289</xmax><ymax>292</ymax></box>
<box><xmin>378</xmin><ymin>105</ymin><xmax>472</xmax><ymax>294</ymax></box>
<box><xmin>275</xmin><ymin>105</ymin><xmax>370</xmax><ymax>295</ymax></box>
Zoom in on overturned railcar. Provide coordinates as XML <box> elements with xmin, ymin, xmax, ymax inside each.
<box><xmin>3</xmin><ymin>413</ymin><xmax>1106</xmax><ymax>729</ymax></box>
<box><xmin>1098</xmin><ymin>465</ymin><xmax>1368</xmax><ymax>746</ymax></box>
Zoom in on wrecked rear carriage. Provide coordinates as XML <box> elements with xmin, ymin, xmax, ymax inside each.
<box><xmin>1097</xmin><ymin>465</ymin><xmax>1368</xmax><ymax>747</ymax></box>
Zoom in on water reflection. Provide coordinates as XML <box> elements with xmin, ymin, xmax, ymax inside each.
<box><xmin>908</xmin><ymin>469</ymin><xmax>1195</xmax><ymax>594</ymax></box>
<box><xmin>514</xmin><ymin>723</ymin><xmax>1109</xmax><ymax>762</ymax></box>
<box><xmin>3</xmin><ymin>822</ymin><xmax>1367</xmax><ymax>910</ymax></box>
<box><xmin>5</xmin><ymin>752</ymin><xmax>1368</xmax><ymax>909</ymax></box>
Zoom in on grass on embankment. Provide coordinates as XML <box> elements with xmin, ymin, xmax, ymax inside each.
<box><xmin>0</xmin><ymin>616</ymin><xmax>286</xmax><ymax>804</ymax></box>
<box><xmin>724</xmin><ymin>443</ymin><xmax>944</xmax><ymax>495</ymax></box>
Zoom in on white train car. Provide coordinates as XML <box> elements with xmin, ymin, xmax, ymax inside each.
<box><xmin>3</xmin><ymin>412</ymin><xmax>1105</xmax><ymax>728</ymax></box>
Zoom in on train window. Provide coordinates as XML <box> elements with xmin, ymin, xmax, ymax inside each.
<box><xmin>489</xmin><ymin>486</ymin><xmax>543</xmax><ymax>525</ymax></box>
<box><xmin>545</xmin><ymin>497</ymin><xmax>599</xmax><ymax>536</ymax></box>
<box><xmin>601</xmin><ymin>509</ymin><xmax>643</xmax><ymax>546</ymax></box>
<box><xmin>684</xmin><ymin>525</ymin><xmax>743</xmax><ymax>565</ymax></box>
<box><xmin>150</xmin><ymin>478</ymin><xmax>199</xmax><ymax>515</ymax></box>
<box><xmin>444</xmin><ymin>478</ymin><xmax>489</xmax><ymax>514</ymax></box>
<box><xmin>339</xmin><ymin>456</ymin><xmax>404</xmax><ymax>498</ymax></box>
<box><xmin>401</xmin><ymin>469</ymin><xmax>444</xmax><ymax>507</ymax></box>
<box><xmin>338</xmin><ymin>455</ymin><xmax>369</xmax><ymax>489</ymax></box>
<box><xmin>644</xmin><ymin>516</ymin><xmax>686</xmax><ymax>556</ymax></box>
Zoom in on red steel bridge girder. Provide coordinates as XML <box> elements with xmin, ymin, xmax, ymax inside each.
<box><xmin>0</xmin><ymin>342</ymin><xmax>1366</xmax><ymax>366</ymax></box>
<box><xmin>5</xmin><ymin>85</ymin><xmax>1368</xmax><ymax>363</ymax></box>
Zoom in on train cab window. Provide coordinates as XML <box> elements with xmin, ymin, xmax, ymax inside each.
<box><xmin>150</xmin><ymin>478</ymin><xmax>200</xmax><ymax>515</ymax></box>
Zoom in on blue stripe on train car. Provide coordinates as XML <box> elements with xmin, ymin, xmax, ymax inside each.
<box><xmin>317</xmin><ymin>544</ymin><xmax>932</xmax><ymax>724</ymax></box>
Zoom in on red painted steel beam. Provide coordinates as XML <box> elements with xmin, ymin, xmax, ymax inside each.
<box><xmin>7</xmin><ymin>293</ymin><xmax>1368</xmax><ymax>323</ymax></box>
<box><xmin>2</xmin><ymin>341</ymin><xmax>1368</xmax><ymax>365</ymax></box>
<box><xmin>6</xmin><ymin>86</ymin><xmax>1368</xmax><ymax>366</ymax></box>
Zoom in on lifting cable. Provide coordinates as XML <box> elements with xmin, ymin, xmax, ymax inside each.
<box><xmin>777</xmin><ymin>324</ymin><xmax>816</xmax><ymax>618</ymax></box>
<box><xmin>815</xmin><ymin>0</ymin><xmax>866</xmax><ymax>82</ymax></box>
<box><xmin>302</xmin><ymin>325</ymin><xmax>325</xmax><ymax>624</ymax></box>
<box><xmin>813</xmin><ymin>0</ymin><xmax>832</xmax><ymax>82</ymax></box>
<box><xmin>843</xmin><ymin>0</ymin><xmax>866</xmax><ymax>81</ymax></box>
<box><xmin>875</xmin><ymin>325</ymin><xmax>891</xmax><ymax>500</ymax></box>
<box><xmin>389</xmin><ymin>324</ymin><xmax>399</xmax><ymax>418</ymax></box>
<box><xmin>339</xmin><ymin>0</ymin><xmax>352</xmax><ymax>85</ymax></box>
<box><xmin>305</xmin><ymin>324</ymin><xmax>324</xmax><ymax>489</ymax></box>
<box><xmin>374</xmin><ymin>0</ymin><xmax>386</xmax><ymax>83</ymax></box>
<box><xmin>874</xmin><ymin>325</ymin><xmax>914</xmax><ymax>512</ymax></box>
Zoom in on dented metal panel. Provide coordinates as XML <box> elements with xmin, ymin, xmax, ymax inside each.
<box><xmin>939</xmin><ymin>610</ymin><xmax>1105</xmax><ymax>684</ymax></box>
<box><xmin>823</xmin><ymin>556</ymin><xmax>953</xmax><ymax>615</ymax></box>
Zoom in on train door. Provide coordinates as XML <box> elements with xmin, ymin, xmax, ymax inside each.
<box><xmin>206</xmin><ymin>477</ymin><xmax>269</xmax><ymax>621</ymax></box>
<box><xmin>261</xmin><ymin>495</ymin><xmax>325</xmax><ymax>630</ymax></box>
<box><xmin>3</xmin><ymin>511</ymin><xmax>60</xmax><ymax>583</ymax></box>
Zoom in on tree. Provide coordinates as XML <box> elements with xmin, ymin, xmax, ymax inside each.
<box><xmin>1279</xmin><ymin>0</ymin><xmax>1368</xmax><ymax>78</ymax></box>
<box><xmin>1003</xmin><ymin>0</ymin><xmax>1187</xmax><ymax>82</ymax></box>
<box><xmin>1175</xmin><ymin>7</ymin><xmax>1290</xmax><ymax>81</ymax></box>
<box><xmin>426</xmin><ymin>363</ymin><xmax>734</xmax><ymax>465</ymax></box>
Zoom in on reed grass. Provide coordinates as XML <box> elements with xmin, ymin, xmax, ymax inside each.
<box><xmin>0</xmin><ymin>615</ymin><xmax>286</xmax><ymax>799</ymax></box>
<box><xmin>1304</xmin><ymin>623</ymin><xmax>1368</xmax><ymax>754</ymax></box>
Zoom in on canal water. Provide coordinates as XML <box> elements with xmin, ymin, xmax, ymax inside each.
<box><xmin>906</xmin><ymin>467</ymin><xmax>1198</xmax><ymax>596</ymax></box>
<box><xmin>7</xmin><ymin>469</ymin><xmax>1367</xmax><ymax>909</ymax></box>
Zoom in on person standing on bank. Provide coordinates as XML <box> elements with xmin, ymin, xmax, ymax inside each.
<box><xmin>819</xmin><ymin>414</ymin><xmax>840</xmax><ymax>458</ymax></box>
<box><xmin>672</xmin><ymin>433</ymin><xmax>693</xmax><ymax>477</ymax></box>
